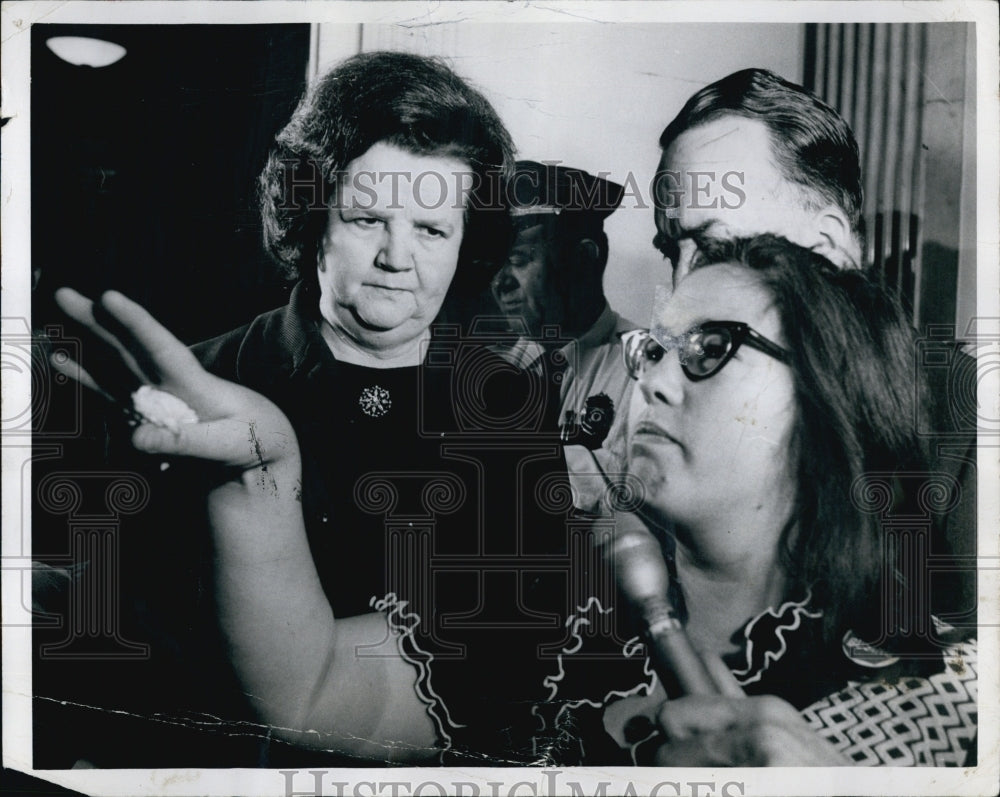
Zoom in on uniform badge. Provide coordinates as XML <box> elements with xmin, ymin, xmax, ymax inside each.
<box><xmin>580</xmin><ymin>393</ymin><xmax>614</xmax><ymax>447</ymax></box>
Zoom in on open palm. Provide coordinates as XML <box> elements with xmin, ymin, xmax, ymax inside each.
<box><xmin>53</xmin><ymin>288</ymin><xmax>298</xmax><ymax>472</ymax></box>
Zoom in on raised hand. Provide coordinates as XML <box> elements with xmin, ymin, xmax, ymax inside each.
<box><xmin>52</xmin><ymin>288</ymin><xmax>437</xmax><ymax>758</ymax></box>
<box><xmin>53</xmin><ymin>288</ymin><xmax>298</xmax><ymax>472</ymax></box>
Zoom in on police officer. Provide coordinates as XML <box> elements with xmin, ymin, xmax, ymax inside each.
<box><xmin>491</xmin><ymin>160</ymin><xmax>639</xmax><ymax>511</ymax></box>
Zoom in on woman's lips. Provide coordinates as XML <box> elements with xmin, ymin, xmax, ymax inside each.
<box><xmin>632</xmin><ymin>419</ymin><xmax>683</xmax><ymax>447</ymax></box>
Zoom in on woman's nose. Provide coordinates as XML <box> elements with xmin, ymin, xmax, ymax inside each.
<box><xmin>637</xmin><ymin>347</ymin><xmax>685</xmax><ymax>407</ymax></box>
<box><xmin>377</xmin><ymin>228</ymin><xmax>414</xmax><ymax>271</ymax></box>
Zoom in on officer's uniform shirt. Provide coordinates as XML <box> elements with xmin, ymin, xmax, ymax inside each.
<box><xmin>493</xmin><ymin>302</ymin><xmax>639</xmax><ymax>513</ymax></box>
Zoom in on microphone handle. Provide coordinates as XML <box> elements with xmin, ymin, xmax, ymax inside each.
<box><xmin>609</xmin><ymin>512</ymin><xmax>719</xmax><ymax>696</ymax></box>
<box><xmin>642</xmin><ymin>601</ymin><xmax>719</xmax><ymax>696</ymax></box>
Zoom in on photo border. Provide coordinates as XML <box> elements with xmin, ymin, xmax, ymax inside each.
<box><xmin>3</xmin><ymin>2</ymin><xmax>997</xmax><ymax>795</ymax></box>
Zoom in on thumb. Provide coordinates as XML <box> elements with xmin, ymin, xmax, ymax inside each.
<box><xmin>698</xmin><ymin>650</ymin><xmax>746</xmax><ymax>698</ymax></box>
<box><xmin>132</xmin><ymin>415</ymin><xmax>297</xmax><ymax>469</ymax></box>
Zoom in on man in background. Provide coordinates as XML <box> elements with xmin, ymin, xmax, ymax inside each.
<box><xmin>491</xmin><ymin>160</ymin><xmax>639</xmax><ymax>511</ymax></box>
<box><xmin>652</xmin><ymin>67</ymin><xmax>976</xmax><ymax>622</ymax></box>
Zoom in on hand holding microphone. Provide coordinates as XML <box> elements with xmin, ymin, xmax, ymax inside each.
<box><xmin>608</xmin><ymin>511</ymin><xmax>719</xmax><ymax>696</ymax></box>
<box><xmin>607</xmin><ymin>514</ymin><xmax>841</xmax><ymax>766</ymax></box>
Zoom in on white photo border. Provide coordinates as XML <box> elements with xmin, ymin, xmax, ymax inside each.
<box><xmin>2</xmin><ymin>2</ymin><xmax>997</xmax><ymax>795</ymax></box>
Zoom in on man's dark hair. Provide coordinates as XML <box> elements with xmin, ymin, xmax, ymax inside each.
<box><xmin>556</xmin><ymin>217</ymin><xmax>611</xmax><ymax>275</ymax></box>
<box><xmin>517</xmin><ymin>214</ymin><xmax>610</xmax><ymax>275</ymax></box>
<box><xmin>660</xmin><ymin>69</ymin><xmax>864</xmax><ymax>245</ymax></box>
<box><xmin>259</xmin><ymin>51</ymin><xmax>515</xmax><ymax>298</ymax></box>
<box><xmin>697</xmin><ymin>235</ymin><xmax>930</xmax><ymax>651</ymax></box>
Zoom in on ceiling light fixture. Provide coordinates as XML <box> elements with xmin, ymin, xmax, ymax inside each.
<box><xmin>45</xmin><ymin>36</ymin><xmax>127</xmax><ymax>68</ymax></box>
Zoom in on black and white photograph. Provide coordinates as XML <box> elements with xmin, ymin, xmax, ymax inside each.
<box><xmin>2</xmin><ymin>2</ymin><xmax>997</xmax><ymax>795</ymax></box>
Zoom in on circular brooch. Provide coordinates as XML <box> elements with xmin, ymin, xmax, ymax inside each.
<box><xmin>358</xmin><ymin>385</ymin><xmax>392</xmax><ymax>418</ymax></box>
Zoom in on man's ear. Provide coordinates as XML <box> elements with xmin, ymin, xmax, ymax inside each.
<box><xmin>576</xmin><ymin>238</ymin><xmax>601</xmax><ymax>266</ymax></box>
<box><xmin>812</xmin><ymin>205</ymin><xmax>861</xmax><ymax>269</ymax></box>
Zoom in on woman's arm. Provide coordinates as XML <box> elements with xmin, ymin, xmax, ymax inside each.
<box><xmin>53</xmin><ymin>289</ymin><xmax>438</xmax><ymax>762</ymax></box>
<box><xmin>209</xmin><ymin>467</ymin><xmax>436</xmax><ymax>760</ymax></box>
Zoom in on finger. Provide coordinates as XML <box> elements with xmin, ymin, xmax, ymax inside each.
<box><xmin>95</xmin><ymin>291</ymin><xmax>206</xmax><ymax>390</ymax></box>
<box><xmin>659</xmin><ymin>694</ymin><xmax>803</xmax><ymax>743</ymax></box>
<box><xmin>94</xmin><ymin>291</ymin><xmax>232</xmax><ymax>418</ymax></box>
<box><xmin>656</xmin><ymin>696</ymin><xmax>741</xmax><ymax>742</ymax></box>
<box><xmin>49</xmin><ymin>352</ymin><xmax>111</xmax><ymax>402</ymax></box>
<box><xmin>54</xmin><ymin>288</ymin><xmax>147</xmax><ymax>387</ymax></box>
<box><xmin>654</xmin><ymin>734</ymin><xmax>744</xmax><ymax>767</ymax></box>
<box><xmin>733</xmin><ymin>694</ymin><xmax>803</xmax><ymax>726</ymax></box>
<box><xmin>705</xmin><ymin>719</ymin><xmax>847</xmax><ymax>766</ymax></box>
<box><xmin>699</xmin><ymin>650</ymin><xmax>746</xmax><ymax>698</ymax></box>
<box><xmin>657</xmin><ymin>696</ymin><xmax>849</xmax><ymax>766</ymax></box>
<box><xmin>132</xmin><ymin>415</ymin><xmax>297</xmax><ymax>469</ymax></box>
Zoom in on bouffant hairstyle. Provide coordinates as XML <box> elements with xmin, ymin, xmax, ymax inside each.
<box><xmin>259</xmin><ymin>51</ymin><xmax>515</xmax><ymax>300</ymax></box>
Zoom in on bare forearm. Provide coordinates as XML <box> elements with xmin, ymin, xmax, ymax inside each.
<box><xmin>205</xmin><ymin>461</ymin><xmax>438</xmax><ymax>760</ymax></box>
<box><xmin>49</xmin><ymin>288</ymin><xmax>435</xmax><ymax>758</ymax></box>
<box><xmin>207</xmin><ymin>458</ymin><xmax>337</xmax><ymax>731</ymax></box>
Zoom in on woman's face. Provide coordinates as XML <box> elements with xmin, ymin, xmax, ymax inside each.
<box><xmin>317</xmin><ymin>142</ymin><xmax>469</xmax><ymax>351</ymax></box>
<box><xmin>626</xmin><ymin>263</ymin><xmax>797</xmax><ymax>558</ymax></box>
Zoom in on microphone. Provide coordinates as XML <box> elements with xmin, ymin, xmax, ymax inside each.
<box><xmin>609</xmin><ymin>512</ymin><xmax>719</xmax><ymax>696</ymax></box>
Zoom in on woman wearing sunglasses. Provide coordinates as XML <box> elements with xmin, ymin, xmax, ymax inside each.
<box><xmin>536</xmin><ymin>234</ymin><xmax>977</xmax><ymax>766</ymax></box>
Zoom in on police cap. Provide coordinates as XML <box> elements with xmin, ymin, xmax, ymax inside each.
<box><xmin>508</xmin><ymin>160</ymin><xmax>624</xmax><ymax>223</ymax></box>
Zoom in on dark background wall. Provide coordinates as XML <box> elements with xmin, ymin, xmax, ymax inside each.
<box><xmin>31</xmin><ymin>23</ymin><xmax>310</xmax><ymax>344</ymax></box>
<box><xmin>28</xmin><ymin>24</ymin><xmax>310</xmax><ymax>772</ymax></box>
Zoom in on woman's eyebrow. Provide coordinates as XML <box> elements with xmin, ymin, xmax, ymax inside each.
<box><xmin>651</xmin><ymin>316</ymin><xmax>710</xmax><ymax>340</ymax></box>
<box><xmin>685</xmin><ymin>221</ymin><xmax>732</xmax><ymax>249</ymax></box>
<box><xmin>340</xmin><ymin>200</ymin><xmax>384</xmax><ymax>215</ymax></box>
<box><xmin>692</xmin><ymin>229</ymin><xmax>735</xmax><ymax>259</ymax></box>
<box><xmin>415</xmin><ymin>216</ymin><xmax>457</xmax><ymax>235</ymax></box>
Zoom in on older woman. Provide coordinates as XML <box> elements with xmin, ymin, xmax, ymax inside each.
<box><xmin>55</xmin><ymin>51</ymin><xmax>577</xmax><ymax>765</ymax></box>
<box><xmin>536</xmin><ymin>235</ymin><xmax>978</xmax><ymax>766</ymax></box>
<box><xmin>190</xmin><ymin>51</ymin><xmax>554</xmax><ymax>621</ymax></box>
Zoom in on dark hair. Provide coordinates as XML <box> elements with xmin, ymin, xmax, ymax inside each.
<box><xmin>517</xmin><ymin>214</ymin><xmax>610</xmax><ymax>278</ymax></box>
<box><xmin>660</xmin><ymin>69</ymin><xmax>864</xmax><ymax>246</ymax></box>
<box><xmin>699</xmin><ymin>235</ymin><xmax>928</xmax><ymax>648</ymax></box>
<box><xmin>557</xmin><ymin>218</ymin><xmax>610</xmax><ymax>275</ymax></box>
<box><xmin>259</xmin><ymin>51</ymin><xmax>515</xmax><ymax>299</ymax></box>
